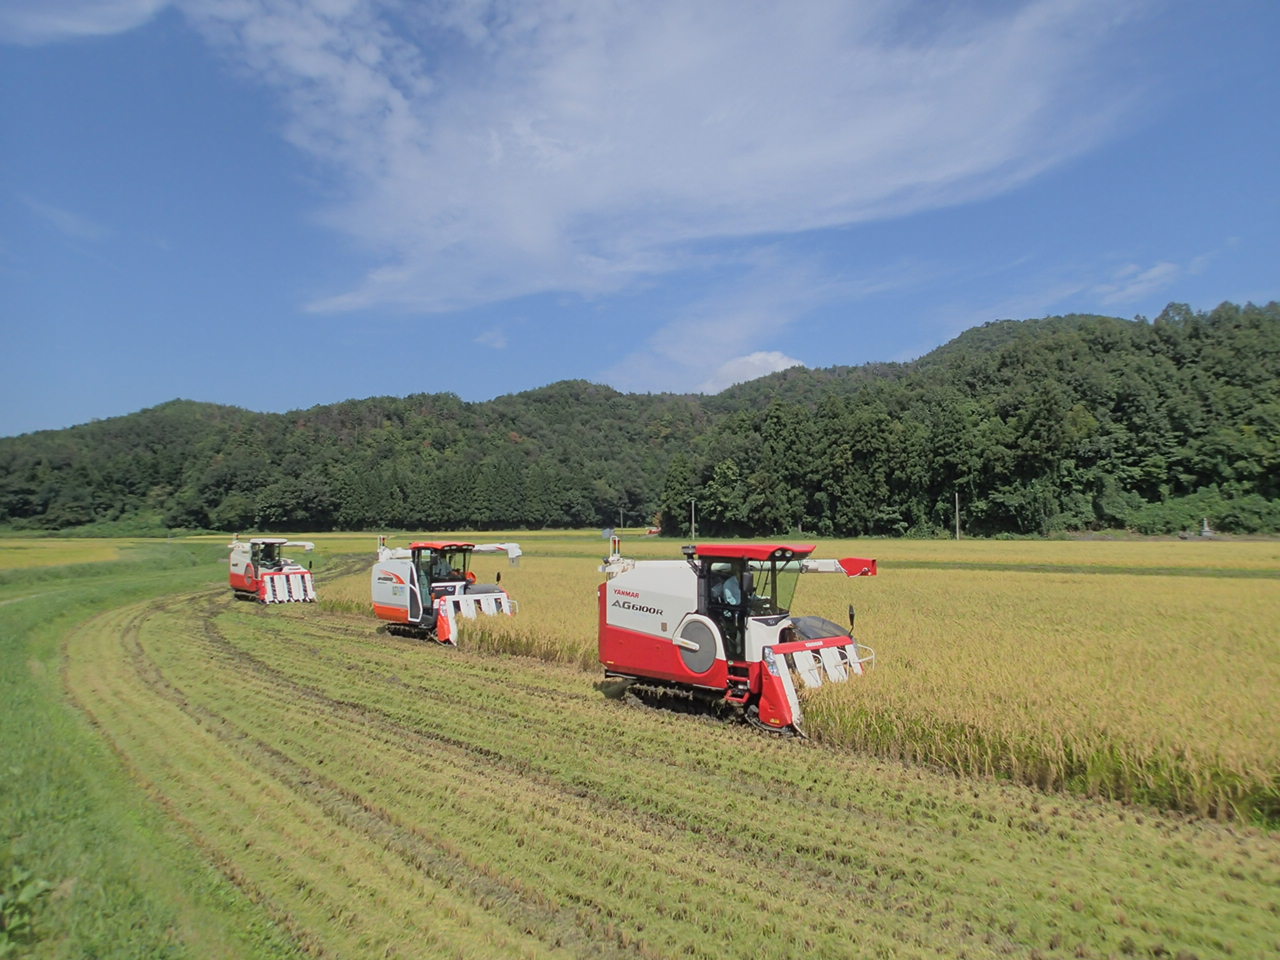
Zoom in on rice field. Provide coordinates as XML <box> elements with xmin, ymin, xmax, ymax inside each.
<box><xmin>0</xmin><ymin>536</ymin><xmax>127</xmax><ymax>569</ymax></box>
<box><xmin>322</xmin><ymin>532</ymin><xmax>1280</xmax><ymax>821</ymax></box>
<box><xmin>800</xmin><ymin>566</ymin><xmax>1280</xmax><ymax>821</ymax></box>
<box><xmin>6</xmin><ymin>532</ymin><xmax>1280</xmax><ymax>958</ymax></box>
<box><xmin>61</xmin><ymin>587</ymin><xmax>1280</xmax><ymax>958</ymax></box>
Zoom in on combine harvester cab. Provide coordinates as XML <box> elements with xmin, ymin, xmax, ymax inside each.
<box><xmin>370</xmin><ymin>537</ymin><xmax>519</xmax><ymax>643</ymax></box>
<box><xmin>228</xmin><ymin>536</ymin><xmax>317</xmax><ymax>603</ymax></box>
<box><xmin>599</xmin><ymin>541</ymin><xmax>876</xmax><ymax>735</ymax></box>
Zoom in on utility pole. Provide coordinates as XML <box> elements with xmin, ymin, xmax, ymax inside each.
<box><xmin>690</xmin><ymin>498</ymin><xmax>697</xmax><ymax>539</ymax></box>
<box><xmin>955</xmin><ymin>490</ymin><xmax>961</xmax><ymax>540</ymax></box>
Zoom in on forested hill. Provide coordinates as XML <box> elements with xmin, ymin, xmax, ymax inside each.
<box><xmin>2</xmin><ymin>301</ymin><xmax>1277</xmax><ymax>537</ymax></box>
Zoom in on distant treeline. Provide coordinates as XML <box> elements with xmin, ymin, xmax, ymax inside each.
<box><xmin>2</xmin><ymin>301</ymin><xmax>1277</xmax><ymax>537</ymax></box>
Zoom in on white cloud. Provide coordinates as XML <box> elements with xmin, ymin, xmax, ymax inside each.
<box><xmin>174</xmin><ymin>0</ymin><xmax>1144</xmax><ymax>315</ymax></box>
<box><xmin>1093</xmin><ymin>261</ymin><xmax>1180</xmax><ymax>305</ymax></box>
<box><xmin>0</xmin><ymin>0</ymin><xmax>169</xmax><ymax>44</ymax></box>
<box><xmin>19</xmin><ymin>195</ymin><xmax>112</xmax><ymax>242</ymax></box>
<box><xmin>698</xmin><ymin>352</ymin><xmax>804</xmax><ymax>394</ymax></box>
<box><xmin>474</xmin><ymin>327</ymin><xmax>507</xmax><ymax>349</ymax></box>
<box><xmin>911</xmin><ymin>252</ymin><xmax>1201</xmax><ymax>361</ymax></box>
<box><xmin>598</xmin><ymin>254</ymin><xmax>858</xmax><ymax>393</ymax></box>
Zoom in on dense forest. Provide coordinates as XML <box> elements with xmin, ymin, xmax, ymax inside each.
<box><xmin>2</xmin><ymin>301</ymin><xmax>1277</xmax><ymax>537</ymax></box>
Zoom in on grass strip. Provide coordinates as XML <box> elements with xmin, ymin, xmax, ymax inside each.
<box><xmin>1</xmin><ymin>542</ymin><xmax>304</xmax><ymax>960</ymax></box>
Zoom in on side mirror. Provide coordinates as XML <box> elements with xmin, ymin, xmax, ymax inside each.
<box><xmin>741</xmin><ymin>571</ymin><xmax>754</xmax><ymax>600</ymax></box>
<box><xmin>496</xmin><ymin>571</ymin><xmax>502</xmax><ymax>583</ymax></box>
<box><xmin>848</xmin><ymin>604</ymin><xmax>856</xmax><ymax>631</ymax></box>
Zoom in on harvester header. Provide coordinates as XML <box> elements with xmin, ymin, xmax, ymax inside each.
<box><xmin>228</xmin><ymin>536</ymin><xmax>317</xmax><ymax>604</ymax></box>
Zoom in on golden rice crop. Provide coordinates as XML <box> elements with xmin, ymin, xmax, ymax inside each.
<box><xmin>0</xmin><ymin>537</ymin><xmax>125</xmax><ymax>569</ymax></box>
<box><xmin>799</xmin><ymin>565</ymin><xmax>1280</xmax><ymax>819</ymax></box>
<box><xmin>823</xmin><ymin>535</ymin><xmax>1280</xmax><ymax>570</ymax></box>
<box><xmin>315</xmin><ymin>533</ymin><xmax>1280</xmax><ymax>821</ymax></box>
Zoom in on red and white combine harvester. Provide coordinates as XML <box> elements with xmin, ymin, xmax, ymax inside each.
<box><xmin>599</xmin><ymin>541</ymin><xmax>877</xmax><ymax>735</ymax></box>
<box><xmin>228</xmin><ymin>536</ymin><xmax>317</xmax><ymax>603</ymax></box>
<box><xmin>370</xmin><ymin>537</ymin><xmax>520</xmax><ymax>643</ymax></box>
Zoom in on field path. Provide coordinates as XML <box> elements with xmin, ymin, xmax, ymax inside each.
<box><xmin>64</xmin><ymin>589</ymin><xmax>1280</xmax><ymax>959</ymax></box>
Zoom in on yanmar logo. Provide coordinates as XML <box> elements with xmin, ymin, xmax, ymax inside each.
<box><xmin>616</xmin><ymin>589</ymin><xmax>641</xmax><ymax>598</ymax></box>
<box><xmin>612</xmin><ymin>598</ymin><xmax>662</xmax><ymax>616</ymax></box>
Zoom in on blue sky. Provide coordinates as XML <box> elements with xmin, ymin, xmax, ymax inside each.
<box><xmin>2</xmin><ymin>0</ymin><xmax>1277</xmax><ymax>438</ymax></box>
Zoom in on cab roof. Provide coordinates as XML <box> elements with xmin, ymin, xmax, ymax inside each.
<box><xmin>409</xmin><ymin>541</ymin><xmax>475</xmax><ymax>551</ymax></box>
<box><xmin>694</xmin><ymin>543</ymin><xmax>816</xmax><ymax>561</ymax></box>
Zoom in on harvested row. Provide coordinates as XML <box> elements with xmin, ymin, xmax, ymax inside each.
<box><xmin>65</xmin><ymin>599</ymin><xmax>570</xmax><ymax>960</ymax></box>
<box><xmin>154</xmin><ymin>602</ymin><xmax>977</xmax><ymax>959</ymax></box>
<box><xmin>65</xmin><ymin>589</ymin><xmax>1280</xmax><ymax>960</ymax></box>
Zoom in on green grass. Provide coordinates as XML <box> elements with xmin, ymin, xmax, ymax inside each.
<box><xmin>0</xmin><ymin>541</ymin><xmax>303</xmax><ymax>959</ymax></box>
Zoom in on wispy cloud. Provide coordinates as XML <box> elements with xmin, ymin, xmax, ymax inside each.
<box><xmin>0</xmin><ymin>0</ymin><xmax>169</xmax><ymax>44</ymax></box>
<box><xmin>173</xmin><ymin>0</ymin><xmax>1144</xmax><ymax>315</ymax></box>
<box><xmin>599</xmin><ymin>255</ymin><xmax>858</xmax><ymax>393</ymax></box>
<box><xmin>1093</xmin><ymin>261</ymin><xmax>1180</xmax><ymax>305</ymax></box>
<box><xmin>19</xmin><ymin>195</ymin><xmax>112</xmax><ymax>242</ymax></box>
<box><xmin>909</xmin><ymin>251</ymin><xmax>1204</xmax><ymax>361</ymax></box>
<box><xmin>474</xmin><ymin>327</ymin><xmax>508</xmax><ymax>349</ymax></box>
